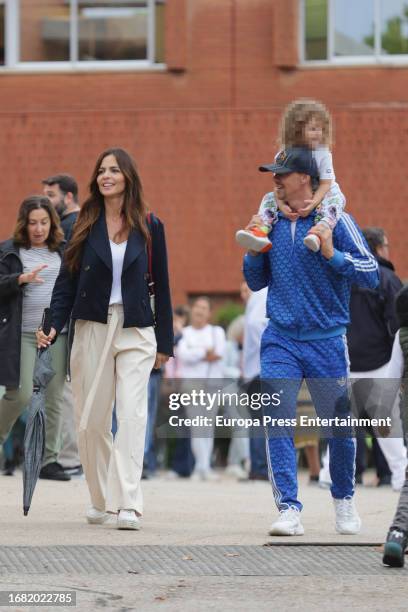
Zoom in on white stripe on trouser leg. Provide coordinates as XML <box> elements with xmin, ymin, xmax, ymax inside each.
<box><xmin>343</xmin><ymin>335</ymin><xmax>356</xmax><ymax>489</ymax></box>
<box><xmin>263</xmin><ymin>424</ymin><xmax>283</xmax><ymax>508</ymax></box>
<box><xmin>70</xmin><ymin>306</ymin><xmax>156</xmax><ymax>515</ymax></box>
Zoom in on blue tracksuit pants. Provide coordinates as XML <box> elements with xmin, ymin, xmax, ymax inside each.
<box><xmin>261</xmin><ymin>326</ymin><xmax>356</xmax><ymax>511</ymax></box>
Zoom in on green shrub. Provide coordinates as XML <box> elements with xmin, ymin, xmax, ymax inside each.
<box><xmin>213</xmin><ymin>302</ymin><xmax>244</xmax><ymax>329</ymax></box>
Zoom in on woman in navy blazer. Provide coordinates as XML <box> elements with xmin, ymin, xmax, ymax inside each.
<box><xmin>37</xmin><ymin>148</ymin><xmax>173</xmax><ymax>530</ymax></box>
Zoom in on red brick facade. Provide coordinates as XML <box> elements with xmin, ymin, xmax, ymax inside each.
<box><xmin>0</xmin><ymin>0</ymin><xmax>407</xmax><ymax>305</ymax></box>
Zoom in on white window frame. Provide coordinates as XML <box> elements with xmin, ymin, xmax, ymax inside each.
<box><xmin>300</xmin><ymin>0</ymin><xmax>408</xmax><ymax>67</ymax></box>
<box><xmin>1</xmin><ymin>0</ymin><xmax>165</xmax><ymax>72</ymax></box>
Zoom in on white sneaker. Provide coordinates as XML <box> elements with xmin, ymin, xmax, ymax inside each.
<box><xmin>202</xmin><ymin>469</ymin><xmax>220</xmax><ymax>482</ymax></box>
<box><xmin>303</xmin><ymin>233</ymin><xmax>321</xmax><ymax>252</ymax></box>
<box><xmin>333</xmin><ymin>497</ymin><xmax>361</xmax><ymax>534</ymax></box>
<box><xmin>191</xmin><ymin>469</ymin><xmax>220</xmax><ymax>482</ymax></box>
<box><xmin>225</xmin><ymin>464</ymin><xmax>248</xmax><ymax>480</ymax></box>
<box><xmin>86</xmin><ymin>507</ymin><xmax>114</xmax><ymax>525</ymax></box>
<box><xmin>235</xmin><ymin>229</ymin><xmax>272</xmax><ymax>252</ymax></box>
<box><xmin>268</xmin><ymin>507</ymin><xmax>305</xmax><ymax>536</ymax></box>
<box><xmin>117</xmin><ymin>509</ymin><xmax>141</xmax><ymax>531</ymax></box>
<box><xmin>392</xmin><ymin>471</ymin><xmax>406</xmax><ymax>492</ymax></box>
<box><xmin>165</xmin><ymin>470</ymin><xmax>181</xmax><ymax>480</ymax></box>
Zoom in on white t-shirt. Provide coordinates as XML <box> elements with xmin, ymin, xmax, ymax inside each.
<box><xmin>109</xmin><ymin>240</ymin><xmax>127</xmax><ymax>305</ymax></box>
<box><xmin>312</xmin><ymin>146</ymin><xmax>336</xmax><ymax>181</ymax></box>
<box><xmin>242</xmin><ymin>288</ymin><xmax>268</xmax><ymax>380</ymax></box>
<box><xmin>176</xmin><ymin>324</ymin><xmax>226</xmax><ymax>378</ymax></box>
<box><xmin>386</xmin><ymin>330</ymin><xmax>404</xmax><ymax>379</ymax></box>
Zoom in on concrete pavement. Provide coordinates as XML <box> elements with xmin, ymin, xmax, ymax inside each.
<box><xmin>1</xmin><ymin>470</ymin><xmax>407</xmax><ymax>611</ymax></box>
<box><xmin>0</xmin><ymin>470</ymin><xmax>400</xmax><ymax>545</ymax></box>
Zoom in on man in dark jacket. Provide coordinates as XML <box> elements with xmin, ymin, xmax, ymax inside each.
<box><xmin>42</xmin><ymin>174</ymin><xmax>80</xmax><ymax>242</ymax></box>
<box><xmin>348</xmin><ymin>228</ymin><xmax>402</xmax><ymax>372</ymax></box>
<box><xmin>42</xmin><ymin>175</ymin><xmax>83</xmax><ymax>477</ymax></box>
<box><xmin>347</xmin><ymin>227</ymin><xmax>407</xmax><ymax>490</ymax></box>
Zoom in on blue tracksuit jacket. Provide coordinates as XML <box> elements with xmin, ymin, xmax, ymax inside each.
<box><xmin>243</xmin><ymin>211</ymin><xmax>379</xmax><ymax>340</ymax></box>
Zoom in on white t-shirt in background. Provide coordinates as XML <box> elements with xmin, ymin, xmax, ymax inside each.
<box><xmin>176</xmin><ymin>324</ymin><xmax>226</xmax><ymax>378</ymax></box>
<box><xmin>242</xmin><ymin>288</ymin><xmax>268</xmax><ymax>381</ymax></box>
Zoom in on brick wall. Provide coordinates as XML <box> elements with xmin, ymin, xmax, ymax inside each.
<box><xmin>0</xmin><ymin>0</ymin><xmax>407</xmax><ymax>307</ymax></box>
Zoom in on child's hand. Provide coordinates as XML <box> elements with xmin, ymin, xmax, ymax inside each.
<box><xmin>299</xmin><ymin>199</ymin><xmax>319</xmax><ymax>217</ymax></box>
<box><xmin>277</xmin><ymin>201</ymin><xmax>299</xmax><ymax>221</ymax></box>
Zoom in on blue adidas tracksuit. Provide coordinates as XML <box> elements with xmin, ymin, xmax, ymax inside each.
<box><xmin>243</xmin><ymin>212</ymin><xmax>379</xmax><ymax>511</ymax></box>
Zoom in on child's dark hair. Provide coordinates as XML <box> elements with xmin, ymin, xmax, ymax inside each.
<box><xmin>279</xmin><ymin>98</ymin><xmax>333</xmax><ymax>149</ymax></box>
<box><xmin>396</xmin><ymin>285</ymin><xmax>408</xmax><ymax>328</ymax></box>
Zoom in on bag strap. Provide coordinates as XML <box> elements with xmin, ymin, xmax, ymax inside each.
<box><xmin>146</xmin><ymin>213</ymin><xmax>154</xmax><ymax>292</ymax></box>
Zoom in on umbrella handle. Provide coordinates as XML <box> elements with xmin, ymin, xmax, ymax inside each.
<box><xmin>41</xmin><ymin>308</ymin><xmax>52</xmax><ymax>335</ymax></box>
<box><xmin>38</xmin><ymin>308</ymin><xmax>53</xmax><ymax>356</ymax></box>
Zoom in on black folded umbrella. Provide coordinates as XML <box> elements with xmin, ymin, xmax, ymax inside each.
<box><xmin>23</xmin><ymin>308</ymin><xmax>55</xmax><ymax>516</ymax></box>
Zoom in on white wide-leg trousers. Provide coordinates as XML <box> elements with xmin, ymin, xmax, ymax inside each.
<box><xmin>70</xmin><ymin>305</ymin><xmax>156</xmax><ymax>514</ymax></box>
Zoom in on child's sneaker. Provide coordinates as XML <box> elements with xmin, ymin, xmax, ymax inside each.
<box><xmin>383</xmin><ymin>529</ymin><xmax>407</xmax><ymax>567</ymax></box>
<box><xmin>236</xmin><ymin>228</ymin><xmax>272</xmax><ymax>253</ymax></box>
<box><xmin>304</xmin><ymin>233</ymin><xmax>321</xmax><ymax>252</ymax></box>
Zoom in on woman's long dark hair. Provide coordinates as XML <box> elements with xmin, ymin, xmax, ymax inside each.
<box><xmin>13</xmin><ymin>195</ymin><xmax>64</xmax><ymax>251</ymax></box>
<box><xmin>64</xmin><ymin>147</ymin><xmax>150</xmax><ymax>273</ymax></box>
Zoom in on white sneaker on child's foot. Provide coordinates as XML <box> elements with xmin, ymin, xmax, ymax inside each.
<box><xmin>117</xmin><ymin>509</ymin><xmax>141</xmax><ymax>530</ymax></box>
<box><xmin>303</xmin><ymin>233</ymin><xmax>321</xmax><ymax>252</ymax></box>
<box><xmin>333</xmin><ymin>497</ymin><xmax>361</xmax><ymax>534</ymax></box>
<box><xmin>235</xmin><ymin>229</ymin><xmax>272</xmax><ymax>253</ymax></box>
<box><xmin>268</xmin><ymin>507</ymin><xmax>305</xmax><ymax>536</ymax></box>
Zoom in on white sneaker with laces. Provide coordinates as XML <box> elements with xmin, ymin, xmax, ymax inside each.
<box><xmin>303</xmin><ymin>233</ymin><xmax>321</xmax><ymax>252</ymax></box>
<box><xmin>86</xmin><ymin>507</ymin><xmax>114</xmax><ymax>525</ymax></box>
<box><xmin>268</xmin><ymin>507</ymin><xmax>305</xmax><ymax>536</ymax></box>
<box><xmin>333</xmin><ymin>497</ymin><xmax>361</xmax><ymax>534</ymax></box>
<box><xmin>117</xmin><ymin>509</ymin><xmax>140</xmax><ymax>530</ymax></box>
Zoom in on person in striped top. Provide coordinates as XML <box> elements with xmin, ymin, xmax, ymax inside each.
<box><xmin>0</xmin><ymin>196</ymin><xmax>69</xmax><ymax>481</ymax></box>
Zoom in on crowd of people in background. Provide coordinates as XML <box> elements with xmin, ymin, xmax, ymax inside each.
<box><xmin>1</xmin><ymin>216</ymin><xmax>407</xmax><ymax>489</ymax></box>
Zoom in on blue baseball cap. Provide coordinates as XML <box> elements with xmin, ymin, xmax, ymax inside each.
<box><xmin>259</xmin><ymin>147</ymin><xmax>318</xmax><ymax>178</ymax></box>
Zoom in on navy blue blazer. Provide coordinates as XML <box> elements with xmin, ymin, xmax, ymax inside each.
<box><xmin>50</xmin><ymin>211</ymin><xmax>174</xmax><ymax>356</ymax></box>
